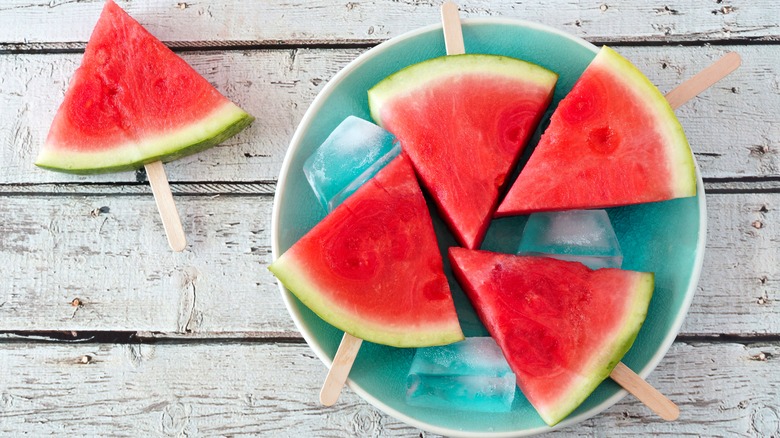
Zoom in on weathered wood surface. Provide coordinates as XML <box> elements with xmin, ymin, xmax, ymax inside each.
<box><xmin>0</xmin><ymin>341</ymin><xmax>777</xmax><ymax>436</ymax></box>
<box><xmin>1</xmin><ymin>1</ymin><xmax>777</xmax><ymax>436</ymax></box>
<box><xmin>0</xmin><ymin>192</ymin><xmax>776</xmax><ymax>336</ymax></box>
<box><xmin>1</xmin><ymin>45</ymin><xmax>777</xmax><ymax>186</ymax></box>
<box><xmin>1</xmin><ymin>0</ymin><xmax>778</xmax><ymax>49</ymax></box>
<box><xmin>0</xmin><ymin>193</ymin><xmax>289</xmax><ymax>335</ymax></box>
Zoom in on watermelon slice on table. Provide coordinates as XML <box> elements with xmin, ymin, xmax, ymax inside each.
<box><xmin>496</xmin><ymin>46</ymin><xmax>695</xmax><ymax>216</ymax></box>
<box><xmin>269</xmin><ymin>154</ymin><xmax>464</xmax><ymax>348</ymax></box>
<box><xmin>448</xmin><ymin>248</ymin><xmax>654</xmax><ymax>426</ymax></box>
<box><xmin>35</xmin><ymin>0</ymin><xmax>253</xmax><ymax>174</ymax></box>
<box><xmin>369</xmin><ymin>54</ymin><xmax>557</xmax><ymax>249</ymax></box>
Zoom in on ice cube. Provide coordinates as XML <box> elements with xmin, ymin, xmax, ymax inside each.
<box><xmin>518</xmin><ymin>209</ymin><xmax>623</xmax><ymax>269</ymax></box>
<box><xmin>303</xmin><ymin>116</ymin><xmax>401</xmax><ymax>211</ymax></box>
<box><xmin>406</xmin><ymin>337</ymin><xmax>516</xmax><ymax>413</ymax></box>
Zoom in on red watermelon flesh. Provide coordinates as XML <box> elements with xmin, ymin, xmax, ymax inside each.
<box><xmin>496</xmin><ymin>46</ymin><xmax>696</xmax><ymax>216</ymax></box>
<box><xmin>449</xmin><ymin>248</ymin><xmax>653</xmax><ymax>426</ymax></box>
<box><xmin>269</xmin><ymin>154</ymin><xmax>464</xmax><ymax>348</ymax></box>
<box><xmin>369</xmin><ymin>55</ymin><xmax>557</xmax><ymax>249</ymax></box>
<box><xmin>35</xmin><ymin>0</ymin><xmax>253</xmax><ymax>174</ymax></box>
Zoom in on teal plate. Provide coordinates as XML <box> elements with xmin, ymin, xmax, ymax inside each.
<box><xmin>271</xmin><ymin>18</ymin><xmax>705</xmax><ymax>437</ymax></box>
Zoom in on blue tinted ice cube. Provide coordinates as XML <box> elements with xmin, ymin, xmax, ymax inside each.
<box><xmin>518</xmin><ymin>209</ymin><xmax>623</xmax><ymax>269</ymax></box>
<box><xmin>406</xmin><ymin>337</ymin><xmax>516</xmax><ymax>413</ymax></box>
<box><xmin>303</xmin><ymin>116</ymin><xmax>401</xmax><ymax>212</ymax></box>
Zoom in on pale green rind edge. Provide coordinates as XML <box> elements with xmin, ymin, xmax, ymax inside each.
<box><xmin>35</xmin><ymin>102</ymin><xmax>254</xmax><ymax>174</ymax></box>
<box><xmin>268</xmin><ymin>255</ymin><xmax>465</xmax><ymax>348</ymax></box>
<box><xmin>596</xmin><ymin>46</ymin><xmax>697</xmax><ymax>198</ymax></box>
<box><xmin>367</xmin><ymin>54</ymin><xmax>558</xmax><ymax>127</ymax></box>
<box><xmin>539</xmin><ymin>272</ymin><xmax>655</xmax><ymax>426</ymax></box>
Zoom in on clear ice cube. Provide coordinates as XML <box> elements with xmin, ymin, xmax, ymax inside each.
<box><xmin>406</xmin><ymin>337</ymin><xmax>516</xmax><ymax>413</ymax></box>
<box><xmin>518</xmin><ymin>209</ymin><xmax>623</xmax><ymax>269</ymax></box>
<box><xmin>303</xmin><ymin>116</ymin><xmax>401</xmax><ymax>211</ymax></box>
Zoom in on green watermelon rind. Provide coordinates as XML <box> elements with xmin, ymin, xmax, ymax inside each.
<box><xmin>367</xmin><ymin>54</ymin><xmax>558</xmax><ymax>127</ymax></box>
<box><xmin>35</xmin><ymin>102</ymin><xmax>253</xmax><ymax>174</ymax></box>
<box><xmin>596</xmin><ymin>47</ymin><xmax>696</xmax><ymax>198</ymax></box>
<box><xmin>269</xmin><ymin>255</ymin><xmax>465</xmax><ymax>348</ymax></box>
<box><xmin>540</xmin><ymin>271</ymin><xmax>655</xmax><ymax>426</ymax></box>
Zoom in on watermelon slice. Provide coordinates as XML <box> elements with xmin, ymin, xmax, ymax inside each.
<box><xmin>496</xmin><ymin>46</ymin><xmax>695</xmax><ymax>216</ymax></box>
<box><xmin>35</xmin><ymin>0</ymin><xmax>253</xmax><ymax>174</ymax></box>
<box><xmin>269</xmin><ymin>154</ymin><xmax>463</xmax><ymax>347</ymax></box>
<box><xmin>448</xmin><ymin>248</ymin><xmax>653</xmax><ymax>426</ymax></box>
<box><xmin>368</xmin><ymin>55</ymin><xmax>557</xmax><ymax>249</ymax></box>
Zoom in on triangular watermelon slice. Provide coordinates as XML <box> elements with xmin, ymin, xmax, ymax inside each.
<box><xmin>448</xmin><ymin>248</ymin><xmax>653</xmax><ymax>426</ymax></box>
<box><xmin>269</xmin><ymin>154</ymin><xmax>464</xmax><ymax>347</ymax></box>
<box><xmin>368</xmin><ymin>54</ymin><xmax>557</xmax><ymax>249</ymax></box>
<box><xmin>35</xmin><ymin>0</ymin><xmax>253</xmax><ymax>174</ymax></box>
<box><xmin>496</xmin><ymin>46</ymin><xmax>695</xmax><ymax>216</ymax></box>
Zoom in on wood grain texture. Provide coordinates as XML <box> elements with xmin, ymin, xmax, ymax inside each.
<box><xmin>1</xmin><ymin>2</ymin><xmax>775</xmax><ymax>436</ymax></box>
<box><xmin>1</xmin><ymin>45</ymin><xmax>777</xmax><ymax>187</ymax></box>
<box><xmin>1</xmin><ymin>0</ymin><xmax>778</xmax><ymax>49</ymax></box>
<box><xmin>0</xmin><ymin>192</ymin><xmax>776</xmax><ymax>336</ymax></box>
<box><xmin>0</xmin><ymin>341</ymin><xmax>777</xmax><ymax>436</ymax></box>
<box><xmin>0</xmin><ymin>194</ymin><xmax>291</xmax><ymax>335</ymax></box>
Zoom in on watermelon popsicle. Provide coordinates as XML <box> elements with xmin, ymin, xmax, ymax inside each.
<box><xmin>302</xmin><ymin>116</ymin><xmax>399</xmax><ymax>406</ymax></box>
<box><xmin>449</xmin><ymin>248</ymin><xmax>656</xmax><ymax>426</ymax></box>
<box><xmin>367</xmin><ymin>5</ymin><xmax>558</xmax><ymax>251</ymax></box>
<box><xmin>271</xmin><ymin>118</ymin><xmax>463</xmax><ymax>406</ymax></box>
<box><xmin>35</xmin><ymin>0</ymin><xmax>253</xmax><ymax>251</ymax></box>
<box><xmin>495</xmin><ymin>47</ymin><xmax>742</xmax><ymax>216</ymax></box>
<box><xmin>301</xmin><ymin>1</ymin><xmax>487</xmax><ymax>400</ymax></box>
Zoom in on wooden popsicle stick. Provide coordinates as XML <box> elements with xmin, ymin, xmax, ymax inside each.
<box><xmin>441</xmin><ymin>1</ymin><xmax>465</xmax><ymax>55</ymax></box>
<box><xmin>610</xmin><ymin>362</ymin><xmax>680</xmax><ymax>421</ymax></box>
<box><xmin>145</xmin><ymin>160</ymin><xmax>186</xmax><ymax>252</ymax></box>
<box><xmin>665</xmin><ymin>51</ymin><xmax>742</xmax><ymax>110</ymax></box>
<box><xmin>319</xmin><ymin>333</ymin><xmax>363</xmax><ymax>406</ymax></box>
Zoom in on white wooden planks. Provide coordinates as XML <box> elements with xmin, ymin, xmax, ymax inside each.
<box><xmin>0</xmin><ymin>341</ymin><xmax>777</xmax><ymax>436</ymax></box>
<box><xmin>1</xmin><ymin>0</ymin><xmax>778</xmax><ymax>47</ymax></box>
<box><xmin>0</xmin><ymin>194</ymin><xmax>292</xmax><ymax>335</ymax></box>
<box><xmin>685</xmin><ymin>193</ymin><xmax>779</xmax><ymax>335</ymax></box>
<box><xmin>0</xmin><ymin>192</ymin><xmax>776</xmax><ymax>336</ymax></box>
<box><xmin>0</xmin><ymin>45</ymin><xmax>776</xmax><ymax>186</ymax></box>
<box><xmin>0</xmin><ymin>1</ymin><xmax>776</xmax><ymax>436</ymax></box>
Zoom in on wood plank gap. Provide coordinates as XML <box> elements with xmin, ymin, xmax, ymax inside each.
<box><xmin>676</xmin><ymin>334</ymin><xmax>780</xmax><ymax>344</ymax></box>
<box><xmin>2</xmin><ymin>178</ymin><xmax>779</xmax><ymax>196</ymax></box>
<box><xmin>0</xmin><ymin>331</ymin><xmax>308</xmax><ymax>345</ymax></box>
<box><xmin>5</xmin><ymin>331</ymin><xmax>780</xmax><ymax>345</ymax></box>
<box><xmin>134</xmin><ymin>331</ymin><xmax>304</xmax><ymax>342</ymax></box>
<box><xmin>0</xmin><ymin>182</ymin><xmax>278</xmax><ymax>196</ymax></box>
<box><xmin>0</xmin><ymin>331</ymin><xmax>137</xmax><ymax>344</ymax></box>
<box><xmin>597</xmin><ymin>37</ymin><xmax>780</xmax><ymax>47</ymax></box>
<box><xmin>705</xmin><ymin>186</ymin><xmax>780</xmax><ymax>195</ymax></box>
<box><xmin>703</xmin><ymin>177</ymin><xmax>780</xmax><ymax>194</ymax></box>
<box><xmin>704</xmin><ymin>176</ymin><xmax>780</xmax><ymax>184</ymax></box>
<box><xmin>4</xmin><ymin>36</ymin><xmax>780</xmax><ymax>55</ymax></box>
<box><xmin>0</xmin><ymin>40</ymin><xmax>382</xmax><ymax>55</ymax></box>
